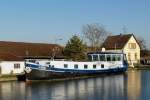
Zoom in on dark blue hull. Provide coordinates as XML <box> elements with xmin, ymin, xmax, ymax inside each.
<box><xmin>26</xmin><ymin>67</ymin><xmax>127</xmax><ymax>80</ymax></box>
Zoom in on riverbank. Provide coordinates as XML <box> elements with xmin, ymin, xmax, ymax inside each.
<box><xmin>0</xmin><ymin>75</ymin><xmax>17</xmax><ymax>82</ymax></box>
<box><xmin>128</xmin><ymin>65</ymin><xmax>150</xmax><ymax>70</ymax></box>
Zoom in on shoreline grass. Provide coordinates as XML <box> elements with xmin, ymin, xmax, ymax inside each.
<box><xmin>0</xmin><ymin>75</ymin><xmax>17</xmax><ymax>82</ymax></box>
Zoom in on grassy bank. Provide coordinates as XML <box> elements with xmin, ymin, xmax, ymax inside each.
<box><xmin>129</xmin><ymin>65</ymin><xmax>150</xmax><ymax>70</ymax></box>
<box><xmin>0</xmin><ymin>75</ymin><xmax>17</xmax><ymax>82</ymax></box>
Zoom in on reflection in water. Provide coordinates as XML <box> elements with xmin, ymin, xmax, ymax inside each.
<box><xmin>127</xmin><ymin>70</ymin><xmax>141</xmax><ymax>100</ymax></box>
<box><xmin>0</xmin><ymin>82</ymin><xmax>26</xmax><ymax>100</ymax></box>
<box><xmin>0</xmin><ymin>70</ymin><xmax>149</xmax><ymax>100</ymax></box>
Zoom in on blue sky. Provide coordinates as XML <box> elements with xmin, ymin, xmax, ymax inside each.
<box><xmin>0</xmin><ymin>0</ymin><xmax>150</xmax><ymax>47</ymax></box>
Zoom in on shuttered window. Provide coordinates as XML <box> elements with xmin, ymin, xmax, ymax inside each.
<box><xmin>14</xmin><ymin>64</ymin><xmax>20</xmax><ymax>69</ymax></box>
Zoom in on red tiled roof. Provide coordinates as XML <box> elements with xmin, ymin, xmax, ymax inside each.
<box><xmin>102</xmin><ymin>34</ymin><xmax>133</xmax><ymax>50</ymax></box>
<box><xmin>0</xmin><ymin>52</ymin><xmax>23</xmax><ymax>61</ymax></box>
<box><xmin>0</xmin><ymin>41</ymin><xmax>63</xmax><ymax>61</ymax></box>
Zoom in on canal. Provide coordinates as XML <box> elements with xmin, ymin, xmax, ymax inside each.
<box><xmin>0</xmin><ymin>70</ymin><xmax>150</xmax><ymax>100</ymax></box>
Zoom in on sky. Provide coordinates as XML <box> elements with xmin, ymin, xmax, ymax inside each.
<box><xmin>0</xmin><ymin>0</ymin><xmax>150</xmax><ymax>48</ymax></box>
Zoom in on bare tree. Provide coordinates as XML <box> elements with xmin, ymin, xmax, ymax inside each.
<box><xmin>137</xmin><ymin>37</ymin><xmax>147</xmax><ymax>50</ymax></box>
<box><xmin>82</xmin><ymin>23</ymin><xmax>111</xmax><ymax>51</ymax></box>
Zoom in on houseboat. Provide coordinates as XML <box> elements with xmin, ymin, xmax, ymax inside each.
<box><xmin>24</xmin><ymin>52</ymin><xmax>128</xmax><ymax>80</ymax></box>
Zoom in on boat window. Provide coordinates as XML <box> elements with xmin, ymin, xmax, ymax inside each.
<box><xmin>93</xmin><ymin>65</ymin><xmax>96</xmax><ymax>69</ymax></box>
<box><xmin>74</xmin><ymin>64</ymin><xmax>78</xmax><ymax>69</ymax></box>
<box><xmin>51</xmin><ymin>65</ymin><xmax>54</xmax><ymax>68</ymax></box>
<box><xmin>99</xmin><ymin>54</ymin><xmax>105</xmax><ymax>61</ymax></box>
<box><xmin>88</xmin><ymin>55</ymin><xmax>92</xmax><ymax>61</ymax></box>
<box><xmin>64</xmin><ymin>64</ymin><xmax>68</xmax><ymax>68</ymax></box>
<box><xmin>124</xmin><ymin>54</ymin><xmax>127</xmax><ymax>61</ymax></box>
<box><xmin>112</xmin><ymin>55</ymin><xmax>116</xmax><ymax>61</ymax></box>
<box><xmin>84</xmin><ymin>64</ymin><xmax>88</xmax><ymax>69</ymax></box>
<box><xmin>29</xmin><ymin>60</ymin><xmax>36</xmax><ymax>63</ymax></box>
<box><xmin>116</xmin><ymin>55</ymin><xmax>121</xmax><ymax>61</ymax></box>
<box><xmin>106</xmin><ymin>55</ymin><xmax>111</xmax><ymax>61</ymax></box>
<box><xmin>101</xmin><ymin>64</ymin><xmax>104</xmax><ymax>68</ymax></box>
<box><xmin>93</xmin><ymin>55</ymin><xmax>99</xmax><ymax>61</ymax></box>
<box><xmin>46</xmin><ymin>62</ymin><xmax>50</xmax><ymax>64</ymax></box>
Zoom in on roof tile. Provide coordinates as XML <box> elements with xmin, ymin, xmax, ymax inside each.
<box><xmin>102</xmin><ymin>34</ymin><xmax>133</xmax><ymax>50</ymax></box>
<box><xmin>0</xmin><ymin>41</ymin><xmax>63</xmax><ymax>61</ymax></box>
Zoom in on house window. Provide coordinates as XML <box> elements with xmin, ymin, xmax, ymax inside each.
<box><xmin>128</xmin><ymin>43</ymin><xmax>136</xmax><ymax>49</ymax></box>
<box><xmin>128</xmin><ymin>53</ymin><xmax>131</xmax><ymax>60</ymax></box>
<box><xmin>74</xmin><ymin>64</ymin><xmax>78</xmax><ymax>69</ymax></box>
<box><xmin>14</xmin><ymin>63</ymin><xmax>20</xmax><ymax>69</ymax></box>
<box><xmin>93</xmin><ymin>65</ymin><xmax>96</xmax><ymax>69</ymax></box>
<box><xmin>84</xmin><ymin>64</ymin><xmax>88</xmax><ymax>69</ymax></box>
<box><xmin>64</xmin><ymin>64</ymin><xmax>68</xmax><ymax>68</ymax></box>
<box><xmin>135</xmin><ymin>53</ymin><xmax>137</xmax><ymax>60</ymax></box>
<box><xmin>0</xmin><ymin>67</ymin><xmax>1</xmax><ymax>74</ymax></box>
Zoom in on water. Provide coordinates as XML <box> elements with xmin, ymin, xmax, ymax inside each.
<box><xmin>0</xmin><ymin>70</ymin><xmax>150</xmax><ymax>100</ymax></box>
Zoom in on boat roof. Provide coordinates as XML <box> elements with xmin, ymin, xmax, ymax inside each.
<box><xmin>87</xmin><ymin>52</ymin><xmax>124</xmax><ymax>55</ymax></box>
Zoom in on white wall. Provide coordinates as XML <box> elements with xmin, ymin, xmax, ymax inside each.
<box><xmin>123</xmin><ymin>35</ymin><xmax>140</xmax><ymax>64</ymax></box>
<box><xmin>0</xmin><ymin>61</ymin><xmax>25</xmax><ymax>75</ymax></box>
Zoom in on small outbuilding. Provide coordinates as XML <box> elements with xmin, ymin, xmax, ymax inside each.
<box><xmin>0</xmin><ymin>52</ymin><xmax>24</xmax><ymax>75</ymax></box>
<box><xmin>0</xmin><ymin>41</ymin><xmax>63</xmax><ymax>75</ymax></box>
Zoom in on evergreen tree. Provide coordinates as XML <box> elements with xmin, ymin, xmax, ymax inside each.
<box><xmin>64</xmin><ymin>35</ymin><xmax>86</xmax><ymax>61</ymax></box>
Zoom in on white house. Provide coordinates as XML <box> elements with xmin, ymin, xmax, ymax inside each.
<box><xmin>0</xmin><ymin>61</ymin><xmax>25</xmax><ymax>75</ymax></box>
<box><xmin>0</xmin><ymin>41</ymin><xmax>63</xmax><ymax>75</ymax></box>
<box><xmin>0</xmin><ymin>53</ymin><xmax>25</xmax><ymax>75</ymax></box>
<box><xmin>102</xmin><ymin>34</ymin><xmax>141</xmax><ymax>67</ymax></box>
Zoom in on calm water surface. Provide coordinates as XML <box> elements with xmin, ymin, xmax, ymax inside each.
<box><xmin>0</xmin><ymin>70</ymin><xmax>150</xmax><ymax>100</ymax></box>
